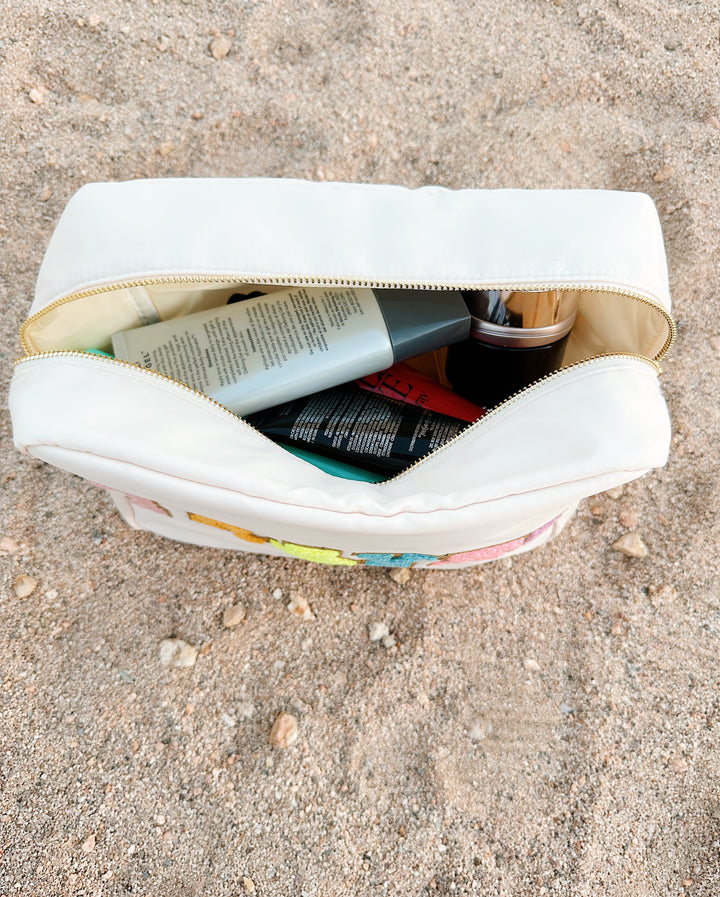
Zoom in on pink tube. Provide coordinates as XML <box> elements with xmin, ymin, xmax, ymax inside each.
<box><xmin>355</xmin><ymin>362</ymin><xmax>485</xmax><ymax>423</ymax></box>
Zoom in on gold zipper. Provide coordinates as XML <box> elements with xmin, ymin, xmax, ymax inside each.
<box><xmin>18</xmin><ymin>274</ymin><xmax>676</xmax><ymax>360</ymax></box>
<box><xmin>13</xmin><ymin>349</ymin><xmax>661</xmax><ymax>485</ymax></box>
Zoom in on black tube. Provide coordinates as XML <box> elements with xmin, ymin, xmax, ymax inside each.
<box><xmin>245</xmin><ymin>384</ymin><xmax>469</xmax><ymax>476</ymax></box>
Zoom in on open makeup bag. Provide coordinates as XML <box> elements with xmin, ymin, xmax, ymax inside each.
<box><xmin>9</xmin><ymin>179</ymin><xmax>675</xmax><ymax>568</ymax></box>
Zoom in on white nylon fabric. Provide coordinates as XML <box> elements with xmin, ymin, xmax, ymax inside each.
<box><xmin>32</xmin><ymin>180</ymin><xmax>671</xmax><ymax>313</ymax></box>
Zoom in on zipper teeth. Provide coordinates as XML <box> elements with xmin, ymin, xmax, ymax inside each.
<box><xmin>19</xmin><ymin>274</ymin><xmax>676</xmax><ymax>360</ymax></box>
<box><xmin>14</xmin><ymin>349</ymin><xmax>660</xmax><ymax>484</ymax></box>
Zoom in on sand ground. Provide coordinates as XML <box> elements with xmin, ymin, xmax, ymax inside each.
<box><xmin>2</xmin><ymin>1</ymin><xmax>720</xmax><ymax>894</ymax></box>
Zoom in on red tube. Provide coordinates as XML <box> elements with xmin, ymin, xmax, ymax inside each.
<box><xmin>355</xmin><ymin>362</ymin><xmax>485</xmax><ymax>423</ymax></box>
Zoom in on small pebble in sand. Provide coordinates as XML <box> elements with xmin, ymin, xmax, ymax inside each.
<box><xmin>14</xmin><ymin>575</ymin><xmax>39</xmax><ymax>599</ymax></box>
<box><xmin>81</xmin><ymin>833</ymin><xmax>96</xmax><ymax>853</ymax></box>
<box><xmin>381</xmin><ymin>634</ymin><xmax>397</xmax><ymax>649</ymax></box>
<box><xmin>653</xmin><ymin>163</ymin><xmax>675</xmax><ymax>182</ymax></box>
<box><xmin>237</xmin><ymin>701</ymin><xmax>255</xmax><ymax>720</ymax></box>
<box><xmin>523</xmin><ymin>657</ymin><xmax>541</xmax><ymax>672</ymax></box>
<box><xmin>269</xmin><ymin>712</ymin><xmax>299</xmax><ymax>748</ymax></box>
<box><xmin>158</xmin><ymin>638</ymin><xmax>198</xmax><ymax>667</ymax></box>
<box><xmin>272</xmin><ymin>587</ymin><xmax>283</xmax><ymax>600</ymax></box>
<box><xmin>29</xmin><ymin>86</ymin><xmax>48</xmax><ymax>104</ymax></box>
<box><xmin>604</xmin><ymin>485</ymin><xmax>625</xmax><ymax>500</ymax></box>
<box><xmin>648</xmin><ymin>584</ymin><xmax>678</xmax><ymax>606</ymax></box>
<box><xmin>242</xmin><ymin>877</ymin><xmax>256</xmax><ymax>893</ymax></box>
<box><xmin>0</xmin><ymin>536</ymin><xmax>21</xmax><ymax>554</ymax></box>
<box><xmin>222</xmin><ymin>604</ymin><xmax>246</xmax><ymax>628</ymax></box>
<box><xmin>619</xmin><ymin>509</ymin><xmax>640</xmax><ymax>528</ymax></box>
<box><xmin>368</xmin><ymin>622</ymin><xmax>389</xmax><ymax>642</ymax></box>
<box><xmin>209</xmin><ymin>34</ymin><xmax>233</xmax><ymax>60</ymax></box>
<box><xmin>560</xmin><ymin>702</ymin><xmax>574</xmax><ymax>716</ymax></box>
<box><xmin>612</xmin><ymin>532</ymin><xmax>648</xmax><ymax>558</ymax></box>
<box><xmin>390</xmin><ymin>567</ymin><xmax>411</xmax><ymax>584</ymax></box>
<box><xmin>468</xmin><ymin>720</ymin><xmax>492</xmax><ymax>742</ymax></box>
<box><xmin>287</xmin><ymin>592</ymin><xmax>315</xmax><ymax>621</ymax></box>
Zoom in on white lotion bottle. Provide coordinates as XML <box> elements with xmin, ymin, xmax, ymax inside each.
<box><xmin>111</xmin><ymin>286</ymin><xmax>470</xmax><ymax>417</ymax></box>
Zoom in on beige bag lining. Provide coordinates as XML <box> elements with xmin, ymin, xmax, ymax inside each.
<box><xmin>22</xmin><ymin>282</ymin><xmax>671</xmax><ymax>368</ymax></box>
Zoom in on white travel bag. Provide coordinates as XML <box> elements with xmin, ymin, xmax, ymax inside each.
<box><xmin>9</xmin><ymin>179</ymin><xmax>675</xmax><ymax>568</ymax></box>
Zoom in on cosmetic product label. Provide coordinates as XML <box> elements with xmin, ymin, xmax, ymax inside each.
<box><xmin>112</xmin><ymin>287</ymin><xmax>393</xmax><ymax>416</ymax></box>
<box><xmin>248</xmin><ymin>385</ymin><xmax>468</xmax><ymax>475</ymax></box>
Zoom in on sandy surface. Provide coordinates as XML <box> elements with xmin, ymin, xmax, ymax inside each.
<box><xmin>2</xmin><ymin>1</ymin><xmax>720</xmax><ymax>894</ymax></box>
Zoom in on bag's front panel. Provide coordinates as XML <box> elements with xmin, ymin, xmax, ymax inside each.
<box><xmin>107</xmin><ymin>488</ymin><xmax>578</xmax><ymax>568</ymax></box>
<box><xmin>11</xmin><ymin>353</ymin><xmax>669</xmax><ymax>566</ymax></box>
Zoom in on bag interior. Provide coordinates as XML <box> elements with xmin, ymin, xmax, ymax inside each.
<box><xmin>21</xmin><ymin>281</ymin><xmax>674</xmax><ymax>375</ymax></box>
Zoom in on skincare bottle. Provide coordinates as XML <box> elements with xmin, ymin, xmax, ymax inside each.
<box><xmin>111</xmin><ymin>287</ymin><xmax>470</xmax><ymax>417</ymax></box>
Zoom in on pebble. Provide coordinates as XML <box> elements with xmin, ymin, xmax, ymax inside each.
<box><xmin>13</xmin><ymin>575</ymin><xmax>39</xmax><ymax>599</ymax></box>
<box><xmin>243</xmin><ymin>877</ymin><xmax>256</xmax><ymax>893</ymax></box>
<box><xmin>158</xmin><ymin>638</ymin><xmax>198</xmax><ymax>667</ymax></box>
<box><xmin>381</xmin><ymin>634</ymin><xmax>397</xmax><ymax>649</ymax></box>
<box><xmin>222</xmin><ymin>603</ymin><xmax>246</xmax><ymax>628</ymax></box>
<box><xmin>81</xmin><ymin>833</ymin><xmax>96</xmax><ymax>853</ymax></box>
<box><xmin>368</xmin><ymin>622</ymin><xmax>389</xmax><ymax>642</ymax></box>
<box><xmin>468</xmin><ymin>720</ymin><xmax>492</xmax><ymax>742</ymax></box>
<box><xmin>560</xmin><ymin>702</ymin><xmax>574</xmax><ymax>716</ymax></box>
<box><xmin>0</xmin><ymin>536</ymin><xmax>21</xmax><ymax>554</ymax></box>
<box><xmin>237</xmin><ymin>701</ymin><xmax>255</xmax><ymax>720</ymax></box>
<box><xmin>653</xmin><ymin>163</ymin><xmax>675</xmax><ymax>182</ymax></box>
<box><xmin>29</xmin><ymin>86</ymin><xmax>47</xmax><ymax>104</ymax></box>
<box><xmin>39</xmin><ymin>187</ymin><xmax>52</xmax><ymax>201</ymax></box>
<box><xmin>618</xmin><ymin>509</ymin><xmax>640</xmax><ymax>528</ymax></box>
<box><xmin>523</xmin><ymin>657</ymin><xmax>541</xmax><ymax>672</ymax></box>
<box><xmin>612</xmin><ymin>532</ymin><xmax>648</xmax><ymax>558</ymax></box>
<box><xmin>287</xmin><ymin>592</ymin><xmax>315</xmax><ymax>621</ymax></box>
<box><xmin>604</xmin><ymin>485</ymin><xmax>625</xmax><ymax>500</ymax></box>
<box><xmin>272</xmin><ymin>587</ymin><xmax>283</xmax><ymax>600</ymax></box>
<box><xmin>671</xmin><ymin>756</ymin><xmax>688</xmax><ymax>772</ymax></box>
<box><xmin>268</xmin><ymin>712</ymin><xmax>299</xmax><ymax>748</ymax></box>
<box><xmin>390</xmin><ymin>567</ymin><xmax>411</xmax><ymax>584</ymax></box>
<box><xmin>648</xmin><ymin>584</ymin><xmax>678</xmax><ymax>606</ymax></box>
<box><xmin>209</xmin><ymin>34</ymin><xmax>233</xmax><ymax>60</ymax></box>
